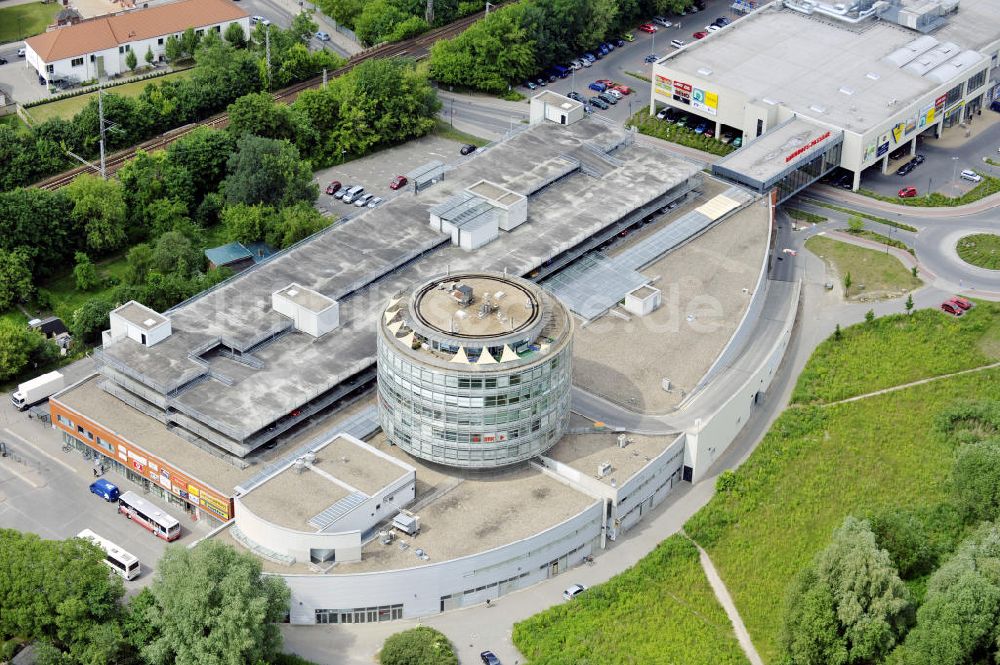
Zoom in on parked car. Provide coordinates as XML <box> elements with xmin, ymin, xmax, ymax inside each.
<box><xmin>656</xmin><ymin>108</ymin><xmax>670</xmax><ymax>120</ymax></box>
<box><xmin>0</xmin><ymin>58</ymin><xmax>7</xmax><ymax>65</ymax></box>
<box><xmin>638</xmin><ymin>23</ymin><xmax>657</xmax><ymax>33</ymax></box>
<box><xmin>588</xmin><ymin>81</ymin><xmax>607</xmax><ymax>92</ymax></box>
<box><xmin>567</xmin><ymin>91</ymin><xmax>585</xmax><ymax>102</ymax></box>
<box><xmin>606</xmin><ymin>89</ymin><xmax>623</xmax><ymax>99</ymax></box>
<box><xmin>719</xmin><ymin>133</ymin><xmax>732</xmax><ymax>144</ymax></box>
<box><xmin>589</xmin><ymin>96</ymin><xmax>609</xmax><ymax>110</ymax></box>
<box><xmin>896</xmin><ymin>161</ymin><xmax>914</xmax><ymax>176</ymax></box>
<box><xmin>563</xmin><ymin>583</ymin><xmax>587</xmax><ymax>600</ymax></box>
<box><xmin>602</xmin><ymin>41</ymin><xmax>615</xmax><ymax>52</ymax></box>
<box><xmin>705</xmin><ymin>128</ymin><xmax>715</xmax><ymax>138</ymax></box>
<box><xmin>367</xmin><ymin>196</ymin><xmax>383</xmax><ymax>208</ymax></box>
<box><xmin>524</xmin><ymin>80</ymin><xmax>537</xmax><ymax>90</ymax></box>
<box><xmin>342</xmin><ymin>186</ymin><xmax>365</xmax><ymax>204</ymax></box>
<box><xmin>582</xmin><ymin>52</ymin><xmax>597</xmax><ymax>62</ymax></box>
<box><xmin>315</xmin><ymin>31</ymin><xmax>331</xmax><ymax>41</ymax></box>
<box><xmin>333</xmin><ymin>184</ymin><xmax>353</xmax><ymax>199</ymax></box>
<box><xmin>569</xmin><ymin>60</ymin><xmax>583</xmax><ymax>69</ymax></box>
<box><xmin>89</xmin><ymin>479</ymin><xmax>120</xmax><ymax>502</ymax></box>
<box><xmin>535</xmin><ymin>77</ymin><xmax>546</xmax><ymax>87</ymax></box>
<box><xmin>580</xmin><ymin>57</ymin><xmax>592</xmax><ymax>67</ymax></box>
<box><xmin>598</xmin><ymin>92</ymin><xmax>618</xmax><ymax>105</ymax></box>
<box><xmin>670</xmin><ymin>38</ymin><xmax>686</xmax><ymax>48</ymax></box>
<box><xmin>389</xmin><ymin>175</ymin><xmax>408</xmax><ymax>190</ymax></box>
<box><xmin>16</xmin><ymin>47</ymin><xmax>25</xmax><ymax>57</ymax></box>
<box><xmin>960</xmin><ymin>169</ymin><xmax>982</xmax><ymax>182</ymax></box>
<box><xmin>653</xmin><ymin>15</ymin><xmax>672</xmax><ymax>27</ymax></box>
<box><xmin>354</xmin><ymin>193</ymin><xmax>373</xmax><ymax>207</ymax></box>
<box><xmin>694</xmin><ymin>122</ymin><xmax>707</xmax><ymax>134</ymax></box>
<box><xmin>675</xmin><ymin>115</ymin><xmax>688</xmax><ymax>127</ymax></box>
<box><xmin>715</xmin><ymin>16</ymin><xmax>731</xmax><ymax>25</ymax></box>
<box><xmin>614</xmin><ymin>38</ymin><xmax>625</xmax><ymax>48</ymax></box>
<box><xmin>480</xmin><ymin>651</ymin><xmax>501</xmax><ymax>665</ymax></box>
<box><xmin>732</xmin><ymin>136</ymin><xmax>742</xmax><ymax>148</ymax></box>
<box><xmin>705</xmin><ymin>24</ymin><xmax>720</xmax><ymax>32</ymax></box>
<box><xmin>693</xmin><ymin>31</ymin><xmax>708</xmax><ymax>39</ymax></box>
<box><xmin>913</xmin><ymin>153</ymin><xmax>925</xmax><ymax>165</ymax></box>
<box><xmin>611</xmin><ymin>83</ymin><xmax>633</xmax><ymax>94</ymax></box>
<box><xmin>898</xmin><ymin>186</ymin><xmax>918</xmax><ymax>198</ymax></box>
<box><xmin>941</xmin><ymin>302</ymin><xmax>962</xmax><ymax>316</ymax></box>
<box><xmin>950</xmin><ymin>296</ymin><xmax>973</xmax><ymax>310</ymax></box>
<box><xmin>622</xmin><ymin>32</ymin><xmax>635</xmax><ymax>41</ymax></box>
<box><xmin>250</xmin><ymin>14</ymin><xmax>264</xmax><ymax>23</ymax></box>
<box><xmin>460</xmin><ymin>144</ymin><xmax>477</xmax><ymax>155</ymax></box>
<box><xmin>324</xmin><ymin>180</ymin><xmax>341</xmax><ymax>195</ymax></box>
<box><xmin>644</xmin><ymin>53</ymin><xmax>659</xmax><ymax>63</ymax></box>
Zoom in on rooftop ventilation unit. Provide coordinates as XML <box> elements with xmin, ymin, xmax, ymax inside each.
<box><xmin>839</xmin><ymin>86</ymin><xmax>855</xmax><ymax>96</ymax></box>
<box><xmin>697</xmin><ymin>67</ymin><xmax>713</xmax><ymax>76</ymax></box>
<box><xmin>809</xmin><ymin>104</ymin><xmax>827</xmax><ymax>114</ymax></box>
<box><xmin>762</xmin><ymin>97</ymin><xmax>779</xmax><ymax>105</ymax></box>
<box><xmin>597</xmin><ymin>461</ymin><xmax>612</xmax><ymax>478</ymax></box>
<box><xmin>866</xmin><ymin>71</ymin><xmax>880</xmax><ymax>80</ymax></box>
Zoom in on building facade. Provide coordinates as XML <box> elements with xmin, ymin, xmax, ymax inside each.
<box><xmin>377</xmin><ymin>272</ymin><xmax>574</xmax><ymax>468</ymax></box>
<box><xmin>24</xmin><ymin>0</ymin><xmax>249</xmax><ymax>85</ymax></box>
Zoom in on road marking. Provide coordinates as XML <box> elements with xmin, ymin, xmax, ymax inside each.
<box><xmin>3</xmin><ymin>428</ymin><xmax>78</xmax><ymax>474</ymax></box>
<box><xmin>0</xmin><ymin>460</ymin><xmax>41</xmax><ymax>488</ymax></box>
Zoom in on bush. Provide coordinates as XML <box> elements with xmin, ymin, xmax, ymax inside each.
<box><xmin>379</xmin><ymin>627</ymin><xmax>458</xmax><ymax>665</ymax></box>
<box><xmin>627</xmin><ymin>112</ymin><xmax>735</xmax><ymax>157</ymax></box>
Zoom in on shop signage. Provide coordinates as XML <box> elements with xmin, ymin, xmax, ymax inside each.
<box><xmin>785</xmin><ymin>131</ymin><xmax>831</xmax><ymax>162</ymax></box>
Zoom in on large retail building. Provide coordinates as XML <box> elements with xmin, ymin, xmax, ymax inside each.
<box><xmin>650</xmin><ymin>0</ymin><xmax>1000</xmax><ymax>196</ymax></box>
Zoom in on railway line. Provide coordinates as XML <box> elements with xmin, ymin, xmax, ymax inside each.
<box><xmin>35</xmin><ymin>8</ymin><xmax>492</xmax><ymax>190</ymax></box>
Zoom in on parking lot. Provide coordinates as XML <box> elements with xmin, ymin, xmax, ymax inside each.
<box><xmin>0</xmin><ymin>56</ymin><xmax>52</xmax><ymax>104</ymax></box>
<box><xmin>313</xmin><ymin>133</ymin><xmax>473</xmax><ymax>217</ymax></box>
<box><xmin>0</xmin><ymin>358</ymin><xmax>209</xmax><ymax>587</ymax></box>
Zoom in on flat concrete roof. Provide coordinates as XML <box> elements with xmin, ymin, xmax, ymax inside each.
<box><xmin>657</xmin><ymin>3</ymin><xmax>990</xmax><ymax>133</ymax></box>
<box><xmin>275</xmin><ymin>284</ymin><xmax>336</xmax><ymax>313</ymax></box>
<box><xmin>545</xmin><ymin>432</ymin><xmax>675</xmax><ymax>486</ymax></box>
<box><xmin>238</xmin><ymin>434</ymin><xmax>411</xmax><ymax>531</ymax></box>
<box><xmin>99</xmin><ymin>119</ymin><xmax>702</xmax><ymax>443</ymax></box>
<box><xmin>466</xmin><ymin>180</ymin><xmax>524</xmax><ymax>207</ymax></box>
<box><xmin>930</xmin><ymin>0</ymin><xmax>1000</xmax><ymax>52</ymax></box>
<box><xmin>716</xmin><ymin>118</ymin><xmax>842</xmax><ymax>184</ymax></box>
<box><xmin>630</xmin><ymin>285</ymin><xmax>659</xmax><ymax>299</ymax></box>
<box><xmin>113</xmin><ymin>301</ymin><xmax>167</xmax><ymax>331</ymax></box>
<box><xmin>413</xmin><ymin>275</ymin><xmax>539</xmax><ymax>338</ymax></box>
<box><xmin>534</xmin><ymin>90</ymin><xmax>584</xmax><ymax>112</ymax></box>
<box><xmin>55</xmin><ymin>376</ymin><xmax>248</xmax><ymax>493</ymax></box>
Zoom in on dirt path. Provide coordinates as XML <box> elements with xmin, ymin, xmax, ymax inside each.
<box><xmin>820</xmin><ymin>361</ymin><xmax>1000</xmax><ymax>407</ymax></box>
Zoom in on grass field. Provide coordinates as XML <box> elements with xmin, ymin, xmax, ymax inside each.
<box><xmin>792</xmin><ymin>304</ymin><xmax>1000</xmax><ymax>405</ymax></box>
<box><xmin>803</xmin><ymin>199</ymin><xmax>918</xmax><ymax>232</ymax></box>
<box><xmin>956</xmin><ymin>233</ymin><xmax>1000</xmax><ymax>270</ymax></box>
<box><xmin>0</xmin><ymin>2</ymin><xmax>60</xmax><ymax>42</ymax></box>
<box><xmin>685</xmin><ymin>368</ymin><xmax>1000</xmax><ymax>662</ymax></box>
<box><xmin>26</xmin><ymin>68</ymin><xmax>196</xmax><ymax>123</ymax></box>
<box><xmin>433</xmin><ymin>119</ymin><xmax>489</xmax><ymax>147</ymax></box>
<box><xmin>846</xmin><ymin>228</ymin><xmax>915</xmax><ymax>255</ymax></box>
<box><xmin>805</xmin><ymin>234</ymin><xmax>921</xmax><ymax>299</ymax></box>
<box><xmin>512</xmin><ymin>535</ymin><xmax>749</xmax><ymax>665</ymax></box>
<box><xmin>783</xmin><ymin>207</ymin><xmax>826</xmax><ymax>224</ymax></box>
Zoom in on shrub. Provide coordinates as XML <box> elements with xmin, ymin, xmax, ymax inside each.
<box><xmin>379</xmin><ymin>627</ymin><xmax>458</xmax><ymax>665</ymax></box>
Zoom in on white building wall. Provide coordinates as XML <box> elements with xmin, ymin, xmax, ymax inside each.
<box><xmin>279</xmin><ymin>500</ymin><xmax>604</xmax><ymax>623</ymax></box>
<box><xmin>610</xmin><ymin>435</ymin><xmax>685</xmax><ymax>537</ymax></box>
<box><xmin>684</xmin><ymin>280</ymin><xmax>800</xmax><ymax>481</ymax></box>
<box><xmin>499</xmin><ymin>196</ymin><xmax>528</xmax><ymax>231</ymax></box>
<box><xmin>235</xmin><ymin>498</ymin><xmax>364</xmax><ymax>563</ymax></box>
<box><xmin>325</xmin><ymin>476</ymin><xmax>416</xmax><ymax>534</ymax></box>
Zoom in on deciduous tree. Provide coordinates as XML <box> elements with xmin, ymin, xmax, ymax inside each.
<box><xmin>65</xmin><ymin>174</ymin><xmax>128</xmax><ymax>254</ymax></box>
<box><xmin>0</xmin><ymin>248</ymin><xmax>34</xmax><ymax>310</ymax></box>
<box><xmin>223</xmin><ymin>135</ymin><xmax>317</xmax><ymax>208</ymax></box>
<box><xmin>70</xmin><ymin>298</ymin><xmax>115</xmax><ymax>344</ymax></box>
<box><xmin>224</xmin><ymin>21</ymin><xmax>246</xmax><ymax>48</ymax></box>
<box><xmin>73</xmin><ymin>252</ymin><xmax>100</xmax><ymax>291</ymax></box>
<box><xmin>125</xmin><ymin>48</ymin><xmax>138</xmax><ymax>72</ymax></box>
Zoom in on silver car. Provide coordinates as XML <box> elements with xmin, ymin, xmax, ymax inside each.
<box><xmin>354</xmin><ymin>193</ymin><xmax>374</xmax><ymax>207</ymax></box>
<box><xmin>367</xmin><ymin>196</ymin><xmax>383</xmax><ymax>208</ymax></box>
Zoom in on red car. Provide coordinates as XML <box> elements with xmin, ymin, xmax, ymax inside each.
<box><xmin>692</xmin><ymin>31</ymin><xmax>708</xmax><ymax>39</ymax></box>
<box><xmin>389</xmin><ymin>175</ymin><xmax>408</xmax><ymax>190</ymax></box>
<box><xmin>638</xmin><ymin>23</ymin><xmax>657</xmax><ymax>33</ymax></box>
<box><xmin>596</xmin><ymin>78</ymin><xmax>615</xmax><ymax>87</ymax></box>
<box><xmin>325</xmin><ymin>180</ymin><xmax>341</xmax><ymax>196</ymax></box>
<box><xmin>898</xmin><ymin>186</ymin><xmax>917</xmax><ymax>198</ymax></box>
<box><xmin>950</xmin><ymin>296</ymin><xmax>973</xmax><ymax>310</ymax></box>
<box><xmin>941</xmin><ymin>302</ymin><xmax>962</xmax><ymax>316</ymax></box>
<box><xmin>611</xmin><ymin>83</ymin><xmax>633</xmax><ymax>95</ymax></box>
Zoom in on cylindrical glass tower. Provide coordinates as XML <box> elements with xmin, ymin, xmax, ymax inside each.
<box><xmin>376</xmin><ymin>272</ymin><xmax>573</xmax><ymax>468</ymax></box>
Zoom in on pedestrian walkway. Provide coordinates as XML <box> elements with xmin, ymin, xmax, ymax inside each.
<box><xmin>818</xmin><ymin>361</ymin><xmax>1000</xmax><ymax>408</ymax></box>
<box><xmin>686</xmin><ymin>534</ymin><xmax>764</xmax><ymax>665</ymax></box>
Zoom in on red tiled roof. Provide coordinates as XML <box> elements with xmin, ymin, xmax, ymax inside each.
<box><xmin>26</xmin><ymin>0</ymin><xmax>248</xmax><ymax>63</ymax></box>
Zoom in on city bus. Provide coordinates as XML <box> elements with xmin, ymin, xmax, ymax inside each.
<box><xmin>118</xmin><ymin>491</ymin><xmax>181</xmax><ymax>541</ymax></box>
<box><xmin>76</xmin><ymin>529</ymin><xmax>141</xmax><ymax>581</ymax></box>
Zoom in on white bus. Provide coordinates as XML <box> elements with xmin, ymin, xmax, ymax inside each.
<box><xmin>76</xmin><ymin>529</ymin><xmax>141</xmax><ymax>581</ymax></box>
<box><xmin>118</xmin><ymin>491</ymin><xmax>181</xmax><ymax>541</ymax></box>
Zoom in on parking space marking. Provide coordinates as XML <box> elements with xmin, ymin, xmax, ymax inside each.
<box><xmin>0</xmin><ymin>461</ymin><xmax>41</xmax><ymax>488</ymax></box>
<box><xmin>3</xmin><ymin>428</ymin><xmax>78</xmax><ymax>474</ymax></box>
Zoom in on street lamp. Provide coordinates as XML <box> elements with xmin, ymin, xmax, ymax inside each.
<box><xmin>450</xmin><ymin>98</ymin><xmax>454</xmax><ymax>127</ymax></box>
<box><xmin>485</xmin><ymin>1</ymin><xmax>494</xmax><ymax>16</ymax></box>
<box><xmin>952</xmin><ymin>156</ymin><xmax>959</xmax><ymax>190</ymax></box>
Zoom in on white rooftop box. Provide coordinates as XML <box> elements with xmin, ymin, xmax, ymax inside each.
<box><xmin>272</xmin><ymin>283</ymin><xmax>339</xmax><ymax>338</ymax></box>
<box><xmin>529</xmin><ymin>91</ymin><xmax>585</xmax><ymax>126</ymax></box>
<box><xmin>107</xmin><ymin>301</ymin><xmax>171</xmax><ymax>347</ymax></box>
<box><xmin>624</xmin><ymin>285</ymin><xmax>661</xmax><ymax>317</ymax></box>
<box><xmin>465</xmin><ymin>180</ymin><xmax>528</xmax><ymax>231</ymax></box>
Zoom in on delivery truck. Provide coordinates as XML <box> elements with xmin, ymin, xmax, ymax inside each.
<box><xmin>11</xmin><ymin>371</ymin><xmax>65</xmax><ymax>410</ymax></box>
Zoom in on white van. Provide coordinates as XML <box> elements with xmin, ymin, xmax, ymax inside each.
<box><xmin>670</xmin><ymin>39</ymin><xmax>686</xmax><ymax>49</ymax></box>
<box><xmin>960</xmin><ymin>169</ymin><xmax>982</xmax><ymax>183</ymax></box>
<box><xmin>341</xmin><ymin>185</ymin><xmax>365</xmax><ymax>203</ymax></box>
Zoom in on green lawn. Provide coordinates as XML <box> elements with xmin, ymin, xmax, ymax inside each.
<box><xmin>26</xmin><ymin>68</ymin><xmax>196</xmax><ymax>123</ymax></box>
<box><xmin>42</xmin><ymin>254</ymin><xmax>131</xmax><ymax>323</ymax></box>
<box><xmin>805</xmin><ymin>234</ymin><xmax>921</xmax><ymax>299</ymax></box>
<box><xmin>513</xmin><ymin>535</ymin><xmax>749</xmax><ymax>665</ymax></box>
<box><xmin>792</xmin><ymin>304</ymin><xmax>1000</xmax><ymax>405</ymax></box>
<box><xmin>956</xmin><ymin>233</ymin><xmax>1000</xmax><ymax>270</ymax></box>
<box><xmin>845</xmin><ymin>228</ymin><xmax>914</xmax><ymax>255</ymax></box>
<box><xmin>783</xmin><ymin>207</ymin><xmax>826</xmax><ymax>224</ymax></box>
<box><xmin>685</xmin><ymin>368</ymin><xmax>999</xmax><ymax>662</ymax></box>
<box><xmin>433</xmin><ymin>119</ymin><xmax>489</xmax><ymax>147</ymax></box>
<box><xmin>0</xmin><ymin>2</ymin><xmax>60</xmax><ymax>42</ymax></box>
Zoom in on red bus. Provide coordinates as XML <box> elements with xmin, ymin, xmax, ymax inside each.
<box><xmin>118</xmin><ymin>491</ymin><xmax>181</xmax><ymax>541</ymax></box>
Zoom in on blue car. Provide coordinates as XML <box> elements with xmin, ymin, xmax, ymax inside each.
<box><xmin>89</xmin><ymin>478</ymin><xmax>120</xmax><ymax>502</ymax></box>
<box><xmin>598</xmin><ymin>43</ymin><xmax>609</xmax><ymax>55</ymax></box>
<box><xmin>695</xmin><ymin>123</ymin><xmax>707</xmax><ymax>134</ymax></box>
<box><xmin>588</xmin><ymin>81</ymin><xmax>607</xmax><ymax>92</ymax></box>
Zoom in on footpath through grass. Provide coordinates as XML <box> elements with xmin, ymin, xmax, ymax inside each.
<box><xmin>685</xmin><ymin>368</ymin><xmax>1000</xmax><ymax>662</ymax></box>
<box><xmin>0</xmin><ymin>2</ymin><xmax>60</xmax><ymax>42</ymax></box>
<box><xmin>805</xmin><ymin>234</ymin><xmax>921</xmax><ymax>299</ymax></box>
<box><xmin>26</xmin><ymin>68</ymin><xmax>197</xmax><ymax>123</ymax></box>
<box><xmin>793</xmin><ymin>304</ymin><xmax>1000</xmax><ymax>404</ymax></box>
<box><xmin>513</xmin><ymin>535</ymin><xmax>748</xmax><ymax>665</ymax></box>
<box><xmin>956</xmin><ymin>233</ymin><xmax>1000</xmax><ymax>270</ymax></box>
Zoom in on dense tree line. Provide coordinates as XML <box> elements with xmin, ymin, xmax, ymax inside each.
<box><xmin>316</xmin><ymin>0</ymin><xmax>481</xmax><ymax>46</ymax></box>
<box><xmin>429</xmin><ymin>0</ymin><xmax>696</xmax><ymax>93</ymax></box>
<box><xmin>0</xmin><ymin>531</ymin><xmax>290</xmax><ymax>665</ymax></box>
<box><xmin>0</xmin><ymin>16</ymin><xmax>340</xmax><ymax>194</ymax></box>
<box><xmin>779</xmin><ymin>399</ymin><xmax>1000</xmax><ymax>665</ymax></box>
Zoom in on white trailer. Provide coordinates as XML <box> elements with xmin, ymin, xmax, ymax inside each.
<box><xmin>11</xmin><ymin>371</ymin><xmax>65</xmax><ymax>410</ymax></box>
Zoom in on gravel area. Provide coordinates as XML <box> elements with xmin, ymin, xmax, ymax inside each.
<box><xmin>572</xmin><ymin>194</ymin><xmax>770</xmax><ymax>413</ymax></box>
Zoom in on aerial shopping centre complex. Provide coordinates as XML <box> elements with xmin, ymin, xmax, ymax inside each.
<box><xmin>50</xmin><ymin>93</ymin><xmax>795</xmax><ymax>623</ymax></box>
<box><xmin>650</xmin><ymin>0</ymin><xmax>1000</xmax><ymax>198</ymax></box>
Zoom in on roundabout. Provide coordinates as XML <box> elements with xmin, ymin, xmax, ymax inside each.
<box><xmin>957</xmin><ymin>233</ymin><xmax>1000</xmax><ymax>271</ymax></box>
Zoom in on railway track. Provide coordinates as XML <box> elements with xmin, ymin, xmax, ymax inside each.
<box><xmin>35</xmin><ymin>8</ymin><xmax>495</xmax><ymax>190</ymax></box>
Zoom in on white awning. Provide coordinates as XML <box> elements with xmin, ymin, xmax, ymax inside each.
<box><xmin>499</xmin><ymin>345</ymin><xmax>519</xmax><ymax>363</ymax></box>
<box><xmin>450</xmin><ymin>347</ymin><xmax>469</xmax><ymax>363</ymax></box>
<box><xmin>477</xmin><ymin>349</ymin><xmax>498</xmax><ymax>364</ymax></box>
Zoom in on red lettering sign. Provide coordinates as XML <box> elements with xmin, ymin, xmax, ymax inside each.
<box><xmin>785</xmin><ymin>131</ymin><xmax>832</xmax><ymax>162</ymax></box>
